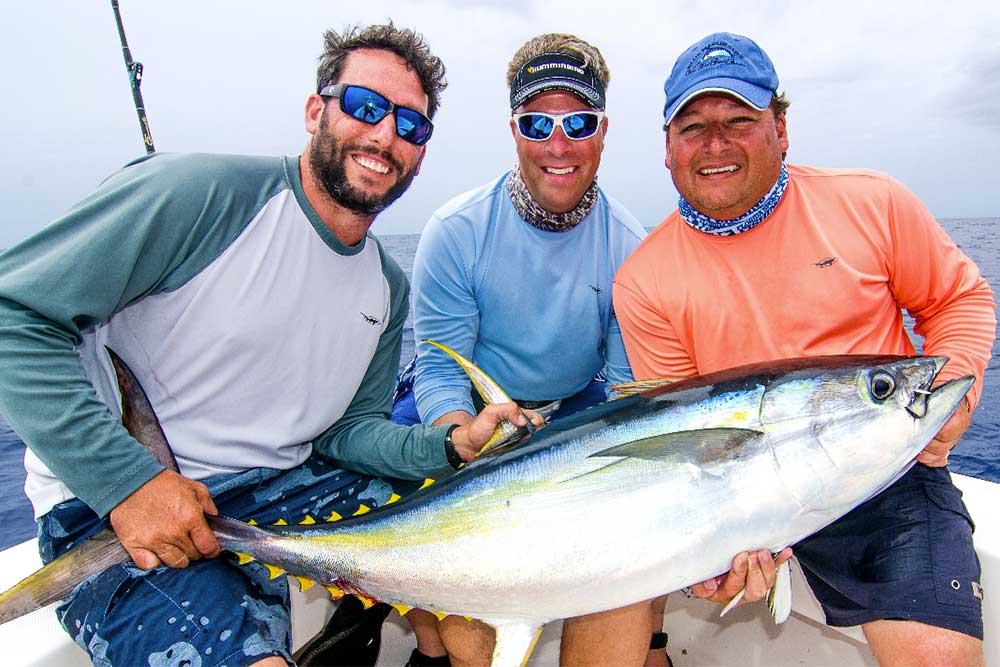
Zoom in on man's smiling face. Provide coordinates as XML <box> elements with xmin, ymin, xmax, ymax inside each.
<box><xmin>511</xmin><ymin>90</ymin><xmax>607</xmax><ymax>214</ymax></box>
<box><xmin>309</xmin><ymin>48</ymin><xmax>428</xmax><ymax>215</ymax></box>
<box><xmin>665</xmin><ymin>93</ymin><xmax>787</xmax><ymax>220</ymax></box>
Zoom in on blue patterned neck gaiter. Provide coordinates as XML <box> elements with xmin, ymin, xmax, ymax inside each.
<box><xmin>678</xmin><ymin>162</ymin><xmax>788</xmax><ymax>236</ymax></box>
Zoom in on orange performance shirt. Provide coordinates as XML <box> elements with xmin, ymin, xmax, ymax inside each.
<box><xmin>613</xmin><ymin>164</ymin><xmax>996</xmax><ymax>410</ymax></box>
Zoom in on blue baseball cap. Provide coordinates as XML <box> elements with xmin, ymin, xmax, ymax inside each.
<box><xmin>663</xmin><ymin>32</ymin><xmax>779</xmax><ymax>125</ymax></box>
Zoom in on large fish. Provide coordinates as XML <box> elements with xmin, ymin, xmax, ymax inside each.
<box><xmin>0</xmin><ymin>349</ymin><xmax>974</xmax><ymax>667</ymax></box>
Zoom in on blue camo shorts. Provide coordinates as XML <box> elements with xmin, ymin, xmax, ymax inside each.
<box><xmin>38</xmin><ymin>457</ymin><xmax>426</xmax><ymax>666</ymax></box>
<box><xmin>793</xmin><ymin>464</ymin><xmax>983</xmax><ymax>639</ymax></box>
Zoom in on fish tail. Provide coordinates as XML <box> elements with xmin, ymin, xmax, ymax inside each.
<box><xmin>207</xmin><ymin>515</ymin><xmax>274</xmax><ymax>553</ymax></box>
<box><xmin>0</xmin><ymin>528</ymin><xmax>129</xmax><ymax>626</ymax></box>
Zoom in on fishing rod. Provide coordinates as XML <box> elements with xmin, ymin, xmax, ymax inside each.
<box><xmin>110</xmin><ymin>0</ymin><xmax>155</xmax><ymax>153</ymax></box>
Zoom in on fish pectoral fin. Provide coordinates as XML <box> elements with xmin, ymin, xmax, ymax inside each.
<box><xmin>768</xmin><ymin>559</ymin><xmax>792</xmax><ymax>624</ymax></box>
<box><xmin>590</xmin><ymin>428</ymin><xmax>764</xmax><ymax>461</ymax></box>
<box><xmin>554</xmin><ymin>457</ymin><xmax>630</xmax><ymax>485</ymax></box>
<box><xmin>485</xmin><ymin>620</ymin><xmax>545</xmax><ymax>667</ymax></box>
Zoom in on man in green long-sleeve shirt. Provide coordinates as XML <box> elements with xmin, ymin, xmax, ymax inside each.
<box><xmin>0</xmin><ymin>24</ymin><xmax>532</xmax><ymax>666</ymax></box>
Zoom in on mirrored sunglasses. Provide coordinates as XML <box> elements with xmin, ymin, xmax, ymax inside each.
<box><xmin>512</xmin><ymin>111</ymin><xmax>605</xmax><ymax>142</ymax></box>
<box><xmin>319</xmin><ymin>83</ymin><xmax>434</xmax><ymax>146</ymax></box>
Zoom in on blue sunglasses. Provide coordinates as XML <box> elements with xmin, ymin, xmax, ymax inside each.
<box><xmin>512</xmin><ymin>111</ymin><xmax>605</xmax><ymax>142</ymax></box>
<box><xmin>319</xmin><ymin>83</ymin><xmax>434</xmax><ymax>146</ymax></box>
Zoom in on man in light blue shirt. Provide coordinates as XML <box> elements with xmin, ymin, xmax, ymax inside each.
<box><xmin>392</xmin><ymin>33</ymin><xmax>664</xmax><ymax>667</ymax></box>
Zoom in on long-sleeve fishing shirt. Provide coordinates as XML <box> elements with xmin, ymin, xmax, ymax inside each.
<box><xmin>613</xmin><ymin>164</ymin><xmax>996</xmax><ymax>410</ymax></box>
<box><xmin>0</xmin><ymin>152</ymin><xmax>455</xmax><ymax>519</ymax></box>
<box><xmin>412</xmin><ymin>173</ymin><xmax>646</xmax><ymax>426</ymax></box>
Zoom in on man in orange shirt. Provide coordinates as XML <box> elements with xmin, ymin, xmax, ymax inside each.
<box><xmin>614</xmin><ymin>32</ymin><xmax>995</xmax><ymax>666</ymax></box>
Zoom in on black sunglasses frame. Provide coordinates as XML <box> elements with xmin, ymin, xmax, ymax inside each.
<box><xmin>318</xmin><ymin>83</ymin><xmax>434</xmax><ymax>146</ymax></box>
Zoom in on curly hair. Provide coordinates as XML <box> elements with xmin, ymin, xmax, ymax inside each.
<box><xmin>316</xmin><ymin>22</ymin><xmax>447</xmax><ymax>118</ymax></box>
<box><xmin>506</xmin><ymin>33</ymin><xmax>610</xmax><ymax>90</ymax></box>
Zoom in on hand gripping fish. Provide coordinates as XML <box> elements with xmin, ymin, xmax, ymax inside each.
<box><xmin>0</xmin><ymin>345</ymin><xmax>974</xmax><ymax>667</ymax></box>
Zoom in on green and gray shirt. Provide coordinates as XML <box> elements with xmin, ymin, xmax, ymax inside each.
<box><xmin>0</xmin><ymin>152</ymin><xmax>454</xmax><ymax>519</ymax></box>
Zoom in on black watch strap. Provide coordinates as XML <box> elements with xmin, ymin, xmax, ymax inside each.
<box><xmin>444</xmin><ymin>424</ymin><xmax>464</xmax><ymax>469</ymax></box>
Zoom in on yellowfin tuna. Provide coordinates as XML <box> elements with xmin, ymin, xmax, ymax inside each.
<box><xmin>0</xmin><ymin>346</ymin><xmax>974</xmax><ymax>667</ymax></box>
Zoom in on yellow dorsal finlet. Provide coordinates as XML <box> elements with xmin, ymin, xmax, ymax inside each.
<box><xmin>273</xmin><ymin>518</ymin><xmax>288</xmax><ymax>526</ymax></box>
<box><xmin>386</xmin><ymin>493</ymin><xmax>402</xmax><ymax>505</ymax></box>
<box><xmin>326</xmin><ymin>585</ymin><xmax>345</xmax><ymax>600</ymax></box>
<box><xmin>264</xmin><ymin>564</ymin><xmax>285</xmax><ymax>580</ymax></box>
<box><xmin>357</xmin><ymin>595</ymin><xmax>377</xmax><ymax>609</ymax></box>
<box><xmin>326</xmin><ymin>510</ymin><xmax>343</xmax><ymax>522</ymax></box>
<box><xmin>299</xmin><ymin>515</ymin><xmax>317</xmax><ymax>525</ymax></box>
<box><xmin>235</xmin><ymin>552</ymin><xmax>254</xmax><ymax>565</ymax></box>
<box><xmin>390</xmin><ymin>603</ymin><xmax>412</xmax><ymax>616</ymax></box>
<box><xmin>419</xmin><ymin>478</ymin><xmax>435</xmax><ymax>490</ymax></box>
<box><xmin>353</xmin><ymin>504</ymin><xmax>371</xmax><ymax>516</ymax></box>
<box><xmin>295</xmin><ymin>576</ymin><xmax>315</xmax><ymax>592</ymax></box>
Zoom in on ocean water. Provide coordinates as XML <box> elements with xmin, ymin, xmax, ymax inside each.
<box><xmin>1</xmin><ymin>218</ymin><xmax>998</xmax><ymax>551</ymax></box>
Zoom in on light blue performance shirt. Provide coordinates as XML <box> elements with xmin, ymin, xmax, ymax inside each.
<box><xmin>412</xmin><ymin>173</ymin><xmax>646</xmax><ymax>425</ymax></box>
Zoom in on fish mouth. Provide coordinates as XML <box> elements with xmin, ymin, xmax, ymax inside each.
<box><xmin>907</xmin><ymin>357</ymin><xmax>974</xmax><ymax>419</ymax></box>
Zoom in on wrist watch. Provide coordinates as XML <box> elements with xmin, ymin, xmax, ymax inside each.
<box><xmin>444</xmin><ymin>424</ymin><xmax>464</xmax><ymax>469</ymax></box>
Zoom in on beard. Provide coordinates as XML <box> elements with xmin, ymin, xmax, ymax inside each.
<box><xmin>309</xmin><ymin>110</ymin><xmax>419</xmax><ymax>216</ymax></box>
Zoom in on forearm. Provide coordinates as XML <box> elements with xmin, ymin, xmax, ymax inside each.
<box><xmin>601</xmin><ymin>314</ymin><xmax>635</xmax><ymax>388</ymax></box>
<box><xmin>431</xmin><ymin>410</ymin><xmax>475</xmax><ymax>427</ymax></box>
<box><xmin>916</xmin><ymin>284</ymin><xmax>996</xmax><ymax>411</ymax></box>
<box><xmin>0</xmin><ymin>300</ymin><xmax>163</xmax><ymax>516</ymax></box>
<box><xmin>411</xmin><ymin>213</ymin><xmax>484</xmax><ymax>424</ymax></box>
<box><xmin>314</xmin><ymin>417</ymin><xmax>454</xmax><ymax>480</ymax></box>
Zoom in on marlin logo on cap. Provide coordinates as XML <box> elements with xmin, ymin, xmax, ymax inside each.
<box><xmin>688</xmin><ymin>40</ymin><xmax>748</xmax><ymax>74</ymax></box>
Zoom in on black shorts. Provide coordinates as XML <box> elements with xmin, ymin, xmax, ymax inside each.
<box><xmin>793</xmin><ymin>464</ymin><xmax>983</xmax><ymax>639</ymax></box>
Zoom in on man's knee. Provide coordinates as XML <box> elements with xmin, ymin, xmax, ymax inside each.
<box><xmin>250</xmin><ymin>658</ymin><xmax>290</xmax><ymax>667</ymax></box>
<box><xmin>863</xmin><ymin>620</ymin><xmax>984</xmax><ymax>667</ymax></box>
<box><xmin>440</xmin><ymin>616</ymin><xmax>496</xmax><ymax>667</ymax></box>
<box><xmin>560</xmin><ymin>600</ymin><xmax>654</xmax><ymax>667</ymax></box>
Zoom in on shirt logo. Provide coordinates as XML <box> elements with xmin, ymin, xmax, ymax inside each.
<box><xmin>361</xmin><ymin>312</ymin><xmax>381</xmax><ymax>326</ymax></box>
<box><xmin>590</xmin><ymin>284</ymin><xmax>603</xmax><ymax>294</ymax></box>
<box><xmin>814</xmin><ymin>257</ymin><xmax>838</xmax><ymax>268</ymax></box>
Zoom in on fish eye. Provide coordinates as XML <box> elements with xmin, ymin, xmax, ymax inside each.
<box><xmin>870</xmin><ymin>371</ymin><xmax>896</xmax><ymax>401</ymax></box>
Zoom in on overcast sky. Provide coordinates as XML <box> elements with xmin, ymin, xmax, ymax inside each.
<box><xmin>2</xmin><ymin>0</ymin><xmax>998</xmax><ymax>249</ymax></box>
